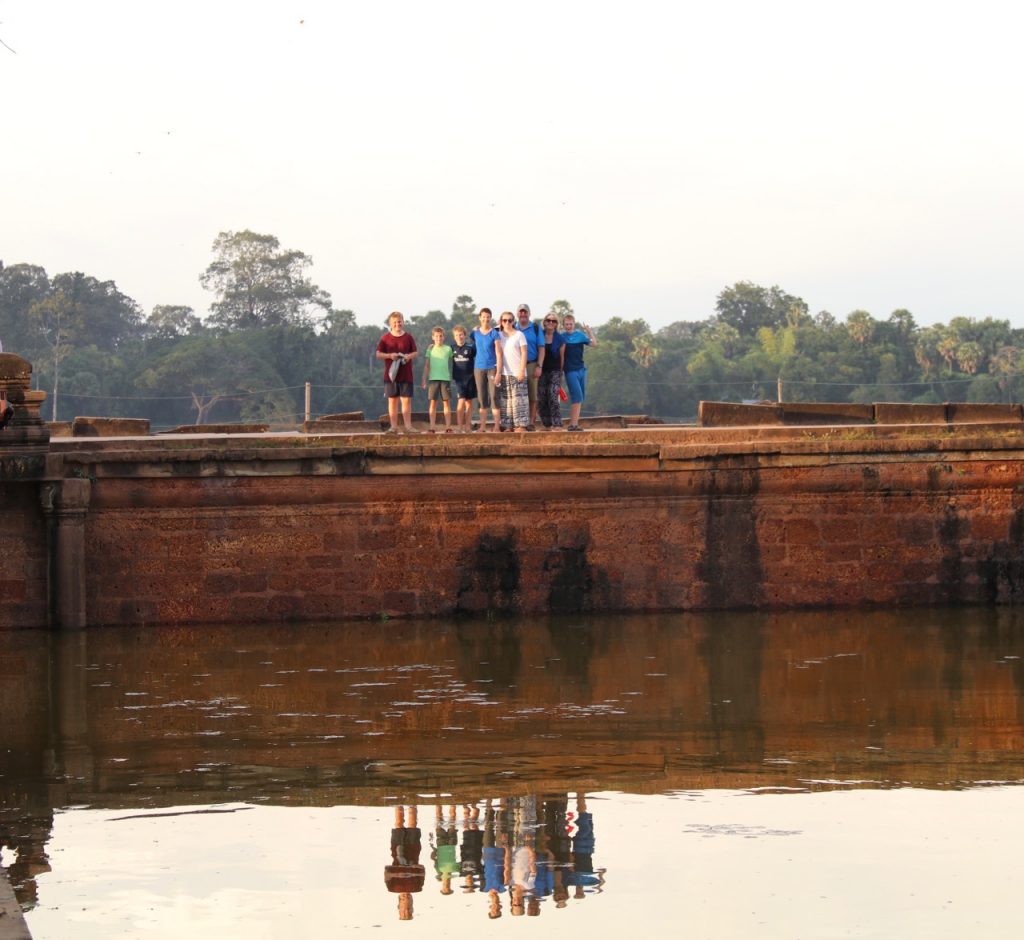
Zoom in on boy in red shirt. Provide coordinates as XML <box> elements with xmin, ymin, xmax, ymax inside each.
<box><xmin>375</xmin><ymin>311</ymin><xmax>419</xmax><ymax>433</ymax></box>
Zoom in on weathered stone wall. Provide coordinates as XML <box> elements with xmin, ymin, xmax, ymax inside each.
<box><xmin>78</xmin><ymin>451</ymin><xmax>1024</xmax><ymax>627</ymax></box>
<box><xmin>0</xmin><ymin>482</ymin><xmax>48</xmax><ymax>629</ymax></box>
<box><xmin>4</xmin><ymin>427</ymin><xmax>1024</xmax><ymax>629</ymax></box>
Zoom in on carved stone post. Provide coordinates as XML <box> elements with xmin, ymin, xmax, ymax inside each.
<box><xmin>41</xmin><ymin>478</ymin><xmax>92</xmax><ymax>630</ymax></box>
<box><xmin>0</xmin><ymin>352</ymin><xmax>50</xmax><ymax>451</ymax></box>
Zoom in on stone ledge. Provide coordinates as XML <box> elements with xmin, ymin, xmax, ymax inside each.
<box><xmin>303</xmin><ymin>420</ymin><xmax>383</xmax><ymax>433</ymax></box>
<box><xmin>160</xmin><ymin>423</ymin><xmax>270</xmax><ymax>434</ymax></box>
<box><xmin>0</xmin><ymin>867</ymin><xmax>31</xmax><ymax>940</ymax></box>
<box><xmin>72</xmin><ymin>417</ymin><xmax>151</xmax><ymax>437</ymax></box>
<box><xmin>318</xmin><ymin>410</ymin><xmax>365</xmax><ymax>421</ymax></box>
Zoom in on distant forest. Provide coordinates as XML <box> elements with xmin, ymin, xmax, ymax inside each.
<box><xmin>3</xmin><ymin>229</ymin><xmax>1024</xmax><ymax>428</ymax></box>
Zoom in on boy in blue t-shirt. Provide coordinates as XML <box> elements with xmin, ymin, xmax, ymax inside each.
<box><xmin>451</xmin><ymin>325</ymin><xmax>477</xmax><ymax>432</ymax></box>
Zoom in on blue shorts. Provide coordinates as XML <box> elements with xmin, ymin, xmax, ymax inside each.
<box><xmin>455</xmin><ymin>377</ymin><xmax>477</xmax><ymax>400</ymax></box>
<box><xmin>565</xmin><ymin>368</ymin><xmax>586</xmax><ymax>405</ymax></box>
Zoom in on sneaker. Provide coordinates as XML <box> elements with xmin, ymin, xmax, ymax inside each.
<box><xmin>567</xmin><ymin>424</ymin><xmax>584</xmax><ymax>432</ymax></box>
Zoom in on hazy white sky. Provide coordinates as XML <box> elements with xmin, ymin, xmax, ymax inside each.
<box><xmin>3</xmin><ymin>0</ymin><xmax>1023</xmax><ymax>329</ymax></box>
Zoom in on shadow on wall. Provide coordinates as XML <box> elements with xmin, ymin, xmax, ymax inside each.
<box><xmin>697</xmin><ymin>469</ymin><xmax>763</xmax><ymax>609</ymax></box>
<box><xmin>456</xmin><ymin>528</ymin><xmax>610</xmax><ymax>618</ymax></box>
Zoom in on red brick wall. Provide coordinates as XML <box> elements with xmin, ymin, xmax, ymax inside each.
<box><xmin>74</xmin><ymin>454</ymin><xmax>1024</xmax><ymax>627</ymax></box>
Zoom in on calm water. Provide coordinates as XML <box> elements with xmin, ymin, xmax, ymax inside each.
<box><xmin>3</xmin><ymin>609</ymin><xmax>1024</xmax><ymax>938</ymax></box>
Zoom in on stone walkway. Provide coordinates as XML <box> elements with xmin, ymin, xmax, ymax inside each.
<box><xmin>0</xmin><ymin>870</ymin><xmax>30</xmax><ymax>940</ymax></box>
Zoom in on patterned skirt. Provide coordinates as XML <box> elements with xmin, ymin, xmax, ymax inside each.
<box><xmin>500</xmin><ymin>376</ymin><xmax>530</xmax><ymax>429</ymax></box>
<box><xmin>537</xmin><ymin>370</ymin><xmax>563</xmax><ymax>428</ymax></box>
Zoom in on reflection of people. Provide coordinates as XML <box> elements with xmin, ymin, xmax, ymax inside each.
<box><xmin>460</xmin><ymin>803</ymin><xmax>483</xmax><ymax>893</ymax></box>
<box><xmin>510</xmin><ymin>795</ymin><xmax>537</xmax><ymax>915</ymax></box>
<box><xmin>432</xmin><ymin>805</ymin><xmax>459</xmax><ymax>895</ymax></box>
<box><xmin>384</xmin><ymin>805</ymin><xmax>425</xmax><ymax>920</ymax></box>
<box><xmin>565</xmin><ymin>794</ymin><xmax>605</xmax><ymax>897</ymax></box>
<box><xmin>534</xmin><ymin>812</ymin><xmax>556</xmax><ymax>902</ymax></box>
<box><xmin>0</xmin><ymin>815</ymin><xmax>53</xmax><ymax>909</ymax></box>
<box><xmin>482</xmin><ymin>798</ymin><xmax>510</xmax><ymax>918</ymax></box>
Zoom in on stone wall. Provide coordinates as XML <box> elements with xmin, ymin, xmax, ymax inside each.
<box><xmin>0</xmin><ymin>482</ymin><xmax>49</xmax><ymax>629</ymax></box>
<box><xmin>4</xmin><ymin>426</ymin><xmax>1024</xmax><ymax>629</ymax></box>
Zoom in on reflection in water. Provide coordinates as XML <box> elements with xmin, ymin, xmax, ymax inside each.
<box><xmin>3</xmin><ymin>608</ymin><xmax>1024</xmax><ymax>931</ymax></box>
<box><xmin>381</xmin><ymin>795</ymin><xmax>602</xmax><ymax>921</ymax></box>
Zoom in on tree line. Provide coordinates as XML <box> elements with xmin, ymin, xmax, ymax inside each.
<box><xmin>3</xmin><ymin>230</ymin><xmax>1024</xmax><ymax>427</ymax></box>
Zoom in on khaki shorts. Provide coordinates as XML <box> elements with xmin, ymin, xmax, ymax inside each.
<box><xmin>427</xmin><ymin>380</ymin><xmax>450</xmax><ymax>402</ymax></box>
<box><xmin>527</xmin><ymin>360</ymin><xmax>539</xmax><ymax>408</ymax></box>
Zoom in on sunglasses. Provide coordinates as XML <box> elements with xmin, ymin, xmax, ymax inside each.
<box><xmin>500</xmin><ymin>318</ymin><xmax>515</xmax><ymax>324</ymax></box>
<box><xmin>544</xmin><ymin>318</ymin><xmax>557</xmax><ymax>324</ymax></box>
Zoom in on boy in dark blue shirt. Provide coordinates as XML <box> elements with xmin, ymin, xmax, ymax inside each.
<box><xmin>451</xmin><ymin>325</ymin><xmax>477</xmax><ymax>431</ymax></box>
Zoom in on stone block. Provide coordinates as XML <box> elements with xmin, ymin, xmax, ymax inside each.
<box><xmin>72</xmin><ymin>416</ymin><xmax>151</xmax><ymax>437</ymax></box>
<box><xmin>873</xmin><ymin>403</ymin><xmax>946</xmax><ymax>425</ymax></box>
<box><xmin>698</xmin><ymin>401</ymin><xmax>783</xmax><ymax>427</ymax></box>
<box><xmin>48</xmin><ymin>421</ymin><xmax>73</xmax><ymax>437</ymax></box>
<box><xmin>578</xmin><ymin>415</ymin><xmax>627</xmax><ymax>428</ymax></box>
<box><xmin>784</xmin><ymin>519</ymin><xmax>821</xmax><ymax>545</ymax></box>
<box><xmin>320</xmin><ymin>411</ymin><xmax>366</xmax><ymax>421</ymax></box>
<box><xmin>781</xmin><ymin>402</ymin><xmax>874</xmax><ymax>425</ymax></box>
<box><xmin>622</xmin><ymin>415</ymin><xmax>665</xmax><ymax>425</ymax></box>
<box><xmin>946</xmin><ymin>403</ymin><xmax>1023</xmax><ymax>425</ymax></box>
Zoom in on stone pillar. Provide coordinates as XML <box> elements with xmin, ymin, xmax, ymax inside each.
<box><xmin>41</xmin><ymin>478</ymin><xmax>92</xmax><ymax>630</ymax></box>
<box><xmin>0</xmin><ymin>352</ymin><xmax>50</xmax><ymax>451</ymax></box>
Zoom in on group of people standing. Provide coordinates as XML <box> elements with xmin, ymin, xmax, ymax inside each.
<box><xmin>375</xmin><ymin>305</ymin><xmax>596</xmax><ymax>433</ymax></box>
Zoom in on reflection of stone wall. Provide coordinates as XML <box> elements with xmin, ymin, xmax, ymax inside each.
<box><xmin>4</xmin><ymin>610</ymin><xmax>1024</xmax><ymax>809</ymax></box>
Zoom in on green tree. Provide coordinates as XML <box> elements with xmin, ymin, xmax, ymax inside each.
<box><xmin>23</xmin><ymin>271</ymin><xmax>142</xmax><ymax>419</ymax></box>
<box><xmin>0</xmin><ymin>262</ymin><xmax>51</xmax><ymax>354</ymax></box>
<box><xmin>715</xmin><ymin>282</ymin><xmax>807</xmax><ymax>337</ymax></box>
<box><xmin>200</xmin><ymin>230</ymin><xmax>332</xmax><ymax>330</ymax></box>
<box><xmin>26</xmin><ymin>290</ymin><xmax>76</xmax><ymax>420</ymax></box>
<box><xmin>146</xmin><ymin>305</ymin><xmax>203</xmax><ymax>339</ymax></box>
<box><xmin>137</xmin><ymin>333</ymin><xmax>291</xmax><ymax>425</ymax></box>
<box><xmin>845</xmin><ymin>310</ymin><xmax>875</xmax><ymax>346</ymax></box>
<box><xmin>451</xmin><ymin>294</ymin><xmax>476</xmax><ymax>323</ymax></box>
<box><xmin>548</xmin><ymin>299</ymin><xmax>575</xmax><ymax>321</ymax></box>
<box><xmin>936</xmin><ymin>332</ymin><xmax>958</xmax><ymax>374</ymax></box>
<box><xmin>956</xmin><ymin>341</ymin><xmax>984</xmax><ymax>375</ymax></box>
